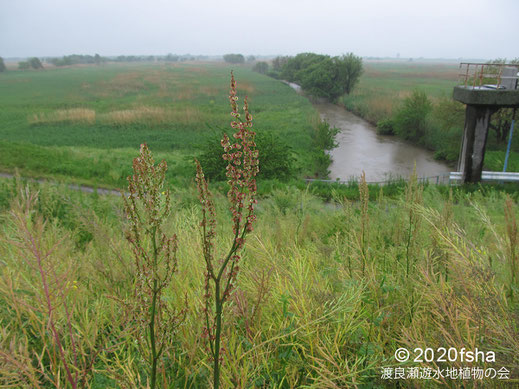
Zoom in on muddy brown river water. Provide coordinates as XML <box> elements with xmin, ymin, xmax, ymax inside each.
<box><xmin>317</xmin><ymin>103</ymin><xmax>452</xmax><ymax>182</ymax></box>
<box><xmin>288</xmin><ymin>83</ymin><xmax>452</xmax><ymax>182</ymax></box>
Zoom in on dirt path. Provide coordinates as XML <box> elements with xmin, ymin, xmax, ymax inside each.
<box><xmin>0</xmin><ymin>172</ymin><xmax>124</xmax><ymax>196</ymax></box>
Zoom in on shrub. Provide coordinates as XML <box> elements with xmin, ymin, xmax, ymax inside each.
<box><xmin>393</xmin><ymin>90</ymin><xmax>432</xmax><ymax>142</ymax></box>
<box><xmin>0</xmin><ymin>57</ymin><xmax>6</xmax><ymax>72</ymax></box>
<box><xmin>18</xmin><ymin>61</ymin><xmax>30</xmax><ymax>70</ymax></box>
<box><xmin>313</xmin><ymin>120</ymin><xmax>339</xmax><ymax>150</ymax></box>
<box><xmin>423</xmin><ymin>97</ymin><xmax>464</xmax><ymax>161</ymax></box>
<box><xmin>198</xmin><ymin>131</ymin><xmax>295</xmax><ymax>181</ymax></box>
<box><xmin>312</xmin><ymin>150</ymin><xmax>332</xmax><ymax>178</ymax></box>
<box><xmin>376</xmin><ymin>119</ymin><xmax>395</xmax><ymax>135</ymax></box>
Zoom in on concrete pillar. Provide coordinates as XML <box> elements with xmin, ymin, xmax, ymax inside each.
<box><xmin>457</xmin><ymin>105</ymin><xmax>496</xmax><ymax>183</ymax></box>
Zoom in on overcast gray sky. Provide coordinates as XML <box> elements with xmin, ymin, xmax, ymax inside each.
<box><xmin>1</xmin><ymin>0</ymin><xmax>518</xmax><ymax>59</ymax></box>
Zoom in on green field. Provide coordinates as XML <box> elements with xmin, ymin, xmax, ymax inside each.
<box><xmin>0</xmin><ymin>63</ymin><xmax>321</xmax><ymax>188</ymax></box>
<box><xmin>341</xmin><ymin>61</ymin><xmax>459</xmax><ymax>124</ymax></box>
<box><xmin>342</xmin><ymin>61</ymin><xmax>459</xmax><ymax>123</ymax></box>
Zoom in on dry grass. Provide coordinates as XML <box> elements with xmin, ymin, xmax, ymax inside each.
<box><xmin>173</xmin><ymin>88</ymin><xmax>194</xmax><ymax>100</ymax></box>
<box><xmin>28</xmin><ymin>105</ymin><xmax>207</xmax><ymax>126</ymax></box>
<box><xmin>90</xmin><ymin>72</ymin><xmax>146</xmax><ymax>97</ymax></box>
<box><xmin>366</xmin><ymin>96</ymin><xmax>395</xmax><ymax>119</ymax></box>
<box><xmin>103</xmin><ymin>106</ymin><xmax>168</xmax><ymax>125</ymax></box>
<box><xmin>103</xmin><ymin>105</ymin><xmax>204</xmax><ymax>125</ymax></box>
<box><xmin>28</xmin><ymin>108</ymin><xmax>96</xmax><ymax>125</ymax></box>
<box><xmin>79</xmin><ymin>67</ymin><xmax>227</xmax><ymax>101</ymax></box>
<box><xmin>237</xmin><ymin>81</ymin><xmax>256</xmax><ymax>94</ymax></box>
<box><xmin>200</xmin><ymin>85</ymin><xmax>221</xmax><ymax>96</ymax></box>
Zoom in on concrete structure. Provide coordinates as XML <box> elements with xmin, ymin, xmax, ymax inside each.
<box><xmin>453</xmin><ymin>64</ymin><xmax>519</xmax><ymax>183</ymax></box>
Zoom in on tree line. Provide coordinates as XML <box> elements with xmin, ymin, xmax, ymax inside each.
<box><xmin>253</xmin><ymin>53</ymin><xmax>363</xmax><ymax>102</ymax></box>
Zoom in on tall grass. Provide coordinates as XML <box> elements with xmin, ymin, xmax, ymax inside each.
<box><xmin>0</xmin><ymin>174</ymin><xmax>518</xmax><ymax>387</ymax></box>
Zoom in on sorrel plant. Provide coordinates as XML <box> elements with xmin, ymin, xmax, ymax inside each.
<box><xmin>195</xmin><ymin>72</ymin><xmax>259</xmax><ymax>388</ymax></box>
<box><xmin>123</xmin><ymin>144</ymin><xmax>184</xmax><ymax>389</ymax></box>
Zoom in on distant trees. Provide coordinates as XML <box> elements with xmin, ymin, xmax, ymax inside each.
<box><xmin>277</xmin><ymin>52</ymin><xmax>363</xmax><ymax>102</ymax></box>
<box><xmin>18</xmin><ymin>57</ymin><xmax>43</xmax><ymax>70</ymax></box>
<box><xmin>223</xmin><ymin>54</ymin><xmax>245</xmax><ymax>64</ymax></box>
<box><xmin>18</xmin><ymin>61</ymin><xmax>30</xmax><ymax>70</ymax></box>
<box><xmin>48</xmin><ymin>54</ymin><xmax>107</xmax><ymax>66</ymax></box>
<box><xmin>253</xmin><ymin>61</ymin><xmax>269</xmax><ymax>74</ymax></box>
<box><xmin>272</xmin><ymin>56</ymin><xmax>289</xmax><ymax>72</ymax></box>
<box><xmin>0</xmin><ymin>57</ymin><xmax>6</xmax><ymax>72</ymax></box>
<box><xmin>28</xmin><ymin>57</ymin><xmax>43</xmax><ymax>69</ymax></box>
<box><xmin>165</xmin><ymin>53</ymin><xmax>179</xmax><ymax>62</ymax></box>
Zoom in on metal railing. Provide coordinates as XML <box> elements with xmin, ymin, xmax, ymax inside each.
<box><xmin>458</xmin><ymin>62</ymin><xmax>519</xmax><ymax>90</ymax></box>
<box><xmin>305</xmin><ymin>174</ymin><xmax>453</xmax><ymax>186</ymax></box>
<box><xmin>305</xmin><ymin>171</ymin><xmax>519</xmax><ymax>187</ymax></box>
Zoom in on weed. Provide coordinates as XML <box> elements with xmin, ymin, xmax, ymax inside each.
<box><xmin>504</xmin><ymin>195</ymin><xmax>518</xmax><ymax>299</ymax></box>
<box><xmin>123</xmin><ymin>144</ymin><xmax>185</xmax><ymax>388</ymax></box>
<box><xmin>195</xmin><ymin>72</ymin><xmax>259</xmax><ymax>388</ymax></box>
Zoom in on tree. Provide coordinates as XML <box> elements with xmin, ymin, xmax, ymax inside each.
<box><xmin>246</xmin><ymin>55</ymin><xmax>256</xmax><ymax>62</ymax></box>
<box><xmin>299</xmin><ymin>57</ymin><xmax>339</xmax><ymax>100</ymax></box>
<box><xmin>28</xmin><ymin>57</ymin><xmax>44</xmax><ymax>69</ymax></box>
<box><xmin>165</xmin><ymin>53</ymin><xmax>179</xmax><ymax>62</ymax></box>
<box><xmin>272</xmin><ymin>56</ymin><xmax>289</xmax><ymax>71</ymax></box>
<box><xmin>280</xmin><ymin>52</ymin><xmax>326</xmax><ymax>82</ymax></box>
<box><xmin>223</xmin><ymin>53</ymin><xmax>245</xmax><ymax>64</ymax></box>
<box><xmin>334</xmin><ymin>53</ymin><xmax>363</xmax><ymax>95</ymax></box>
<box><xmin>18</xmin><ymin>61</ymin><xmax>30</xmax><ymax>70</ymax></box>
<box><xmin>0</xmin><ymin>57</ymin><xmax>6</xmax><ymax>72</ymax></box>
<box><xmin>252</xmin><ymin>61</ymin><xmax>269</xmax><ymax>74</ymax></box>
<box><xmin>278</xmin><ymin>52</ymin><xmax>363</xmax><ymax>102</ymax></box>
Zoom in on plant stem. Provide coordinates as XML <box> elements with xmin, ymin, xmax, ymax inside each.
<box><xmin>213</xmin><ymin>282</ymin><xmax>222</xmax><ymax>389</ymax></box>
<box><xmin>150</xmin><ymin>282</ymin><xmax>158</xmax><ymax>389</ymax></box>
<box><xmin>150</xmin><ymin>227</ymin><xmax>158</xmax><ymax>389</ymax></box>
<box><xmin>405</xmin><ymin>213</ymin><xmax>412</xmax><ymax>279</ymax></box>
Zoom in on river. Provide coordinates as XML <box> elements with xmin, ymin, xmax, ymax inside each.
<box><xmin>289</xmin><ymin>83</ymin><xmax>452</xmax><ymax>182</ymax></box>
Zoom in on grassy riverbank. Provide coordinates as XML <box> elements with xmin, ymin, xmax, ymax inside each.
<box><xmin>340</xmin><ymin>60</ymin><xmax>519</xmax><ymax>170</ymax></box>
<box><xmin>341</xmin><ymin>61</ymin><xmax>458</xmax><ymax>124</ymax></box>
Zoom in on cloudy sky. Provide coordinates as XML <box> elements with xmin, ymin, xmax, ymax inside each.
<box><xmin>1</xmin><ymin>0</ymin><xmax>518</xmax><ymax>59</ymax></box>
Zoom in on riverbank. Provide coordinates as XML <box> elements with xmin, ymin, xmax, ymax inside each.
<box><xmin>338</xmin><ymin>61</ymin><xmax>519</xmax><ymax>172</ymax></box>
<box><xmin>286</xmin><ymin>82</ymin><xmax>452</xmax><ymax>181</ymax></box>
